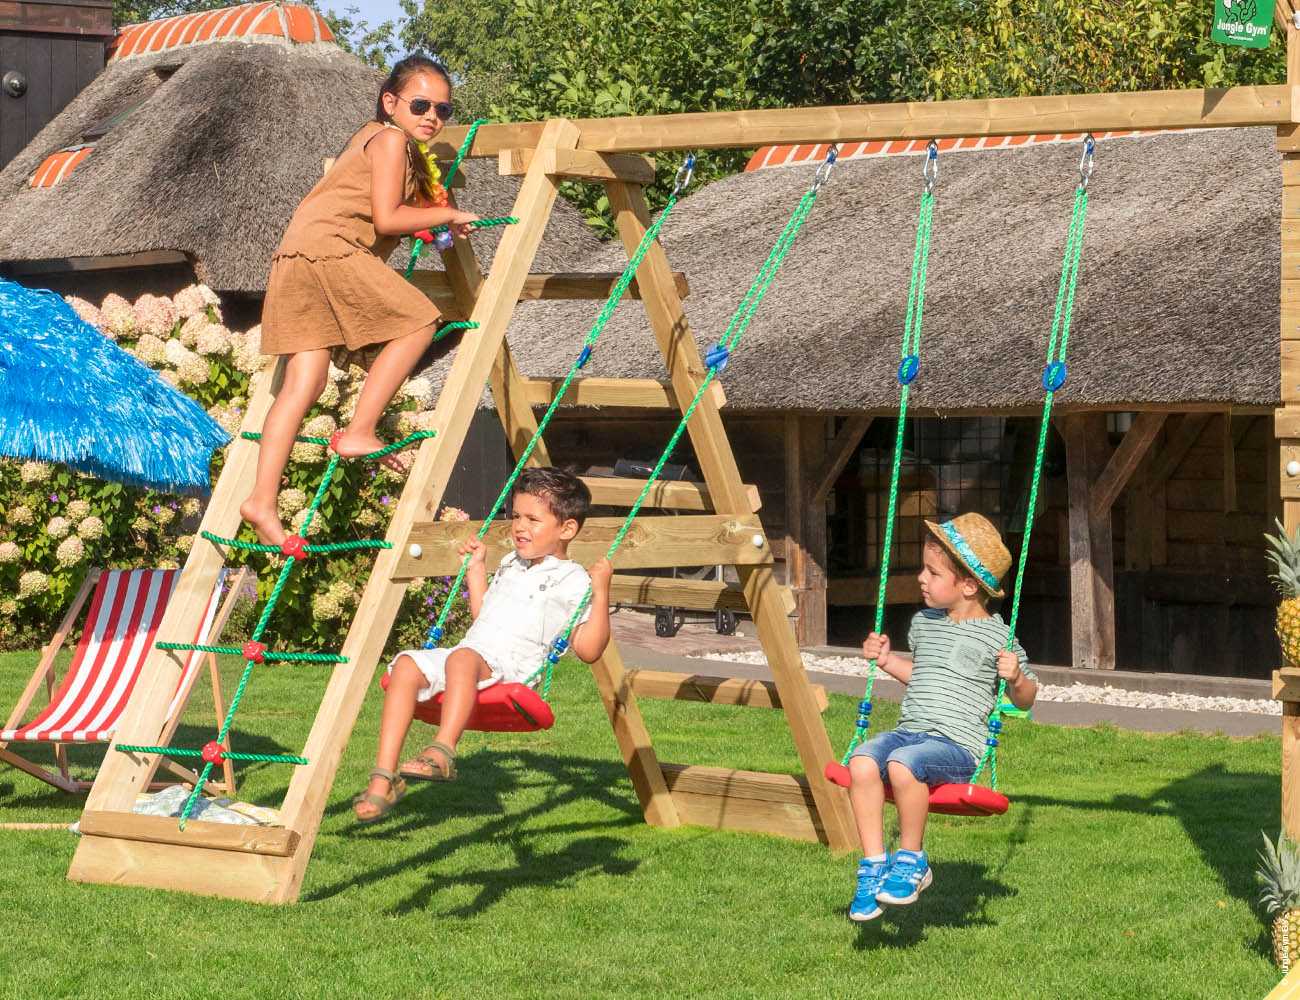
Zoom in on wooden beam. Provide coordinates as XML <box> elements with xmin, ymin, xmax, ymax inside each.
<box><xmin>660</xmin><ymin>764</ymin><xmax>826</xmax><ymax>844</ymax></box>
<box><xmin>625</xmin><ymin>670</ymin><xmax>829</xmax><ymax>711</ymax></box>
<box><xmin>406</xmin><ymin>270</ymin><xmax>691</xmax><ymax>320</ymax></box>
<box><xmin>1147</xmin><ymin>412</ymin><xmax>1213</xmax><ymax>488</ymax></box>
<box><xmin>517</xmin><ymin>375</ymin><xmax>724</xmax><ymax>411</ymax></box>
<box><xmin>810</xmin><ymin>415</ymin><xmax>872</xmax><ymax>503</ymax></box>
<box><xmin>499</xmin><ymin>148</ymin><xmax>657</xmax><ymax>185</ymax></box>
<box><xmin>609</xmin><ymin>574</ymin><xmax>796</xmax><ymax>616</ymax></box>
<box><xmin>1089</xmin><ymin>412</ymin><xmax>1167</xmax><ymax>518</ymax></box>
<box><xmin>431</xmin><ymin>86</ymin><xmax>1293</xmax><ymax>157</ymax></box>
<box><xmin>1063</xmin><ymin>414</ymin><xmax>1116</xmax><ymax>670</ymax></box>
<box><xmin>1224</xmin><ymin>411</ymin><xmax>1239</xmax><ymax>513</ymax></box>
<box><xmin>785</xmin><ymin>416</ymin><xmax>829</xmax><ymax>645</ymax></box>
<box><xmin>78</xmin><ymin>812</ymin><xmax>299</xmax><ymax>858</ymax></box>
<box><xmin>582</xmin><ymin>476</ymin><xmax>761</xmax><ymax>513</ymax></box>
<box><xmin>1286</xmin><ymin>698</ymin><xmax>1300</xmax><ymax>843</ymax></box>
<box><xmin>396</xmin><ymin>514</ymin><xmax>773</xmax><ymax>579</ymax></box>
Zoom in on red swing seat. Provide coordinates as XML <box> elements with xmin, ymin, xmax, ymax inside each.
<box><xmin>823</xmin><ymin>761</ymin><xmax>1009</xmax><ymax>817</ymax></box>
<box><xmin>380</xmin><ymin>675</ymin><xmax>555</xmax><ymax>733</ymax></box>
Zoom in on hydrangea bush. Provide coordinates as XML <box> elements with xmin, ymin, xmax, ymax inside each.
<box><xmin>0</xmin><ymin>286</ymin><xmax>470</xmax><ymax>654</ymax></box>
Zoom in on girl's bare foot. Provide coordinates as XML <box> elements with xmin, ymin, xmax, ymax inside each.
<box><xmin>239</xmin><ymin>499</ymin><xmax>286</xmax><ymax>546</ymax></box>
<box><xmin>331</xmin><ymin>427</ymin><xmax>410</xmax><ymax>475</ymax></box>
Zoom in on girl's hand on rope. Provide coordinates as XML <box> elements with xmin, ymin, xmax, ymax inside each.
<box><xmin>588</xmin><ymin>558</ymin><xmax>613</xmax><ymax>593</ymax></box>
<box><xmin>862</xmin><ymin>631</ymin><xmax>892</xmax><ymax>668</ymax></box>
<box><xmin>996</xmin><ymin>650</ymin><xmax>1022</xmax><ymax>684</ymax></box>
<box><xmin>447</xmin><ymin>209</ymin><xmax>478</xmax><ymax>239</ymax></box>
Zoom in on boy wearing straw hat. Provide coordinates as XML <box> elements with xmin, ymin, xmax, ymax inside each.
<box><xmin>848</xmin><ymin>513</ymin><xmax>1038</xmax><ymax>922</ymax></box>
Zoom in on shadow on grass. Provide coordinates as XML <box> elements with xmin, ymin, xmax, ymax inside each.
<box><xmin>305</xmin><ymin>748</ymin><xmax>644</xmax><ymax>916</ymax></box>
<box><xmin>851</xmin><ymin>859</ymin><xmax>1017</xmax><ymax>950</ymax></box>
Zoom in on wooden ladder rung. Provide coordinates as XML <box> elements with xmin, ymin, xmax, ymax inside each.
<box><xmin>407</xmin><ymin>271</ymin><xmax>690</xmax><ymax>320</ymax></box>
<box><xmin>516</xmin><ymin>375</ymin><xmax>723</xmax><ymax>411</ymax></box>
<box><xmin>626</xmin><ymin>669</ymin><xmax>828</xmax><ymax>712</ymax></box>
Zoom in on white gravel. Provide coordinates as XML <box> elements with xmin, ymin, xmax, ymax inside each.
<box><xmin>688</xmin><ymin>650</ymin><xmax>1281</xmax><ymax>716</ymax></box>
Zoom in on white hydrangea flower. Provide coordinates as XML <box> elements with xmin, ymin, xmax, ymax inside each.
<box><xmin>277</xmin><ymin>488</ymin><xmax>308</xmax><ymax>519</ymax></box>
<box><xmin>56</xmin><ymin>535</ymin><xmax>85</xmax><ymax>566</ymax></box>
<box><xmin>133</xmin><ymin>294</ymin><xmax>178</xmax><ymax>338</ymax></box>
<box><xmin>303</xmin><ymin>414</ymin><xmax>336</xmax><ymax>440</ymax></box>
<box><xmin>208</xmin><ymin>404</ymin><xmax>241</xmax><ymax>435</ymax></box>
<box><xmin>76</xmin><ymin>516</ymin><xmax>105</xmax><ymax>540</ymax></box>
<box><xmin>178</xmin><ymin>356</ymin><xmax>211</xmax><ymax>386</ymax></box>
<box><xmin>159</xmin><ymin>370</ymin><xmax>181</xmax><ymax>388</ymax></box>
<box><xmin>164</xmin><ymin>338</ymin><xmax>195</xmax><ymax>367</ymax></box>
<box><xmin>18</xmin><ymin>571</ymin><xmax>49</xmax><ymax>597</ymax></box>
<box><xmin>327</xmin><ymin>579</ymin><xmax>353</xmax><ymax>601</ymax></box>
<box><xmin>133</xmin><ymin>334</ymin><xmax>168</xmax><ymax>366</ymax></box>
<box><xmin>182</xmin><ymin>498</ymin><xmax>201</xmax><ymax>517</ymax></box>
<box><xmin>289</xmin><ymin>509</ymin><xmax>321</xmax><ymax>537</ymax></box>
<box><xmin>66</xmin><ymin>499</ymin><xmax>90</xmax><ymax>520</ymax></box>
<box><xmin>152</xmin><ymin>506</ymin><xmax>176</xmax><ymax>527</ymax></box>
<box><xmin>158</xmin><ymin>559</ymin><xmax>179</xmax><ymax>570</ymax></box>
<box><xmin>11</xmin><ymin>505</ymin><xmax>34</xmax><ymax>526</ymax></box>
<box><xmin>45</xmin><ymin>516</ymin><xmax>70</xmax><ymax>539</ymax></box>
<box><xmin>195</xmin><ymin>324</ymin><xmax>232</xmax><ymax>357</ymax></box>
<box><xmin>65</xmin><ymin>295</ymin><xmax>103</xmax><ymax>329</ymax></box>
<box><xmin>175</xmin><ymin>534</ymin><xmax>194</xmax><ymax>554</ymax></box>
<box><xmin>131</xmin><ymin>515</ymin><xmax>153</xmax><ymax>535</ymax></box>
<box><xmin>311</xmin><ymin>592</ymin><xmax>343</xmax><ymax>620</ymax></box>
<box><xmin>326</xmin><ymin>360</ymin><xmax>346</xmax><ymax>384</ymax></box>
<box><xmin>100</xmin><ymin>293</ymin><xmax>135</xmax><ymax>338</ymax></box>
<box><xmin>0</xmin><ymin>541</ymin><xmax>21</xmax><ymax>563</ymax></box>
<box><xmin>173</xmin><ymin>285</ymin><xmax>208</xmax><ymax>319</ymax></box>
<box><xmin>354</xmin><ymin>507</ymin><xmax>380</xmax><ymax>528</ymax></box>
<box><xmin>198</xmin><ymin>284</ymin><xmax>221</xmax><ymax>307</ymax></box>
<box><xmin>291</xmin><ymin>441</ymin><xmax>325</xmax><ymax>464</ymax></box>
<box><xmin>178</xmin><ymin>313</ymin><xmax>208</xmax><ymax>348</ymax></box>
<box><xmin>401</xmin><ymin>375</ymin><xmax>432</xmax><ymax>401</ymax></box>
<box><xmin>0</xmin><ymin>598</ymin><xmax>17</xmax><ymax>617</ymax></box>
<box><xmin>19</xmin><ymin>461</ymin><xmax>51</xmax><ymax>484</ymax></box>
<box><xmin>396</xmin><ymin>412</ymin><xmax>416</xmax><ymax>438</ymax></box>
<box><xmin>318</xmin><ymin>381</ymin><xmax>341</xmax><ymax>409</ymax></box>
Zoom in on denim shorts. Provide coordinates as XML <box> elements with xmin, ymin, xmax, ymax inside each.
<box><xmin>851</xmin><ymin>728</ymin><xmax>977</xmax><ymax>786</ymax></box>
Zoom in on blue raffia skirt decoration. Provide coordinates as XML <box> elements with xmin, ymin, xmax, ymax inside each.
<box><xmin>0</xmin><ymin>276</ymin><xmax>230</xmax><ymax>493</ymax></box>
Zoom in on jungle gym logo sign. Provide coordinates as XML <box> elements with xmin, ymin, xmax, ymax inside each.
<box><xmin>1212</xmin><ymin>0</ymin><xmax>1273</xmax><ymax>48</ymax></box>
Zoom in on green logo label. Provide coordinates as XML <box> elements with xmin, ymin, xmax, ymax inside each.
<box><xmin>1212</xmin><ymin>0</ymin><xmax>1273</xmax><ymax>48</ymax></box>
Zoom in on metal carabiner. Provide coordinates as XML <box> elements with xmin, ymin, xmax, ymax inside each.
<box><xmin>811</xmin><ymin>145</ymin><xmax>840</xmax><ymax>193</ymax></box>
<box><xmin>1078</xmin><ymin>133</ymin><xmax>1096</xmax><ymax>190</ymax></box>
<box><xmin>923</xmin><ymin>140</ymin><xmax>939</xmax><ymax>194</ymax></box>
<box><xmin>671</xmin><ymin>153</ymin><xmax>697</xmax><ymax>197</ymax></box>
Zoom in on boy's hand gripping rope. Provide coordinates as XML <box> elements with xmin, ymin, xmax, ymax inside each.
<box><xmin>839</xmin><ymin>141</ymin><xmax>938</xmax><ymax>764</ymax></box>
<box><xmin>526</xmin><ymin>147</ymin><xmax>839</xmax><ymax>696</ymax></box>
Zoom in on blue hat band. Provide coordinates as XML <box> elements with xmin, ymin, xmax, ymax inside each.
<box><xmin>938</xmin><ymin>521</ymin><xmax>1000</xmax><ymax>593</ymax></box>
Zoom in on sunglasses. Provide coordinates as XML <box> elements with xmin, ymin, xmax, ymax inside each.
<box><xmin>395</xmin><ymin>94</ymin><xmax>454</xmax><ymax>121</ymax></box>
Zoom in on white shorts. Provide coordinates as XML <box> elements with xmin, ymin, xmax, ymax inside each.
<box><xmin>388</xmin><ymin>643</ymin><xmax>506</xmax><ymax>702</ymax></box>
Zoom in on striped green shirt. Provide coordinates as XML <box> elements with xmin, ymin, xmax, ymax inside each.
<box><xmin>897</xmin><ymin>609</ymin><xmax>1034</xmax><ymax>761</ymax></box>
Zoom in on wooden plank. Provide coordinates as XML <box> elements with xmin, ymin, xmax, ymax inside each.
<box><xmin>1287</xmin><ymin>700</ymin><xmax>1300</xmax><ymax>843</ymax></box>
<box><xmin>517</xmin><ymin>375</ymin><xmax>722</xmax><ymax>411</ymax></box>
<box><xmin>1063</xmin><ymin>414</ymin><xmax>1116</xmax><ymax>670</ymax></box>
<box><xmin>625</xmin><ymin>670</ymin><xmax>828</xmax><ymax>711</ymax></box>
<box><xmin>787</xmin><ymin>416</ymin><xmax>828</xmax><ymax>645</ymax></box>
<box><xmin>0</xmin><ymin>0</ymin><xmax>114</xmax><ymax>35</ymax></box>
<box><xmin>609</xmin><ymin>574</ymin><xmax>796</xmax><ymax>616</ymax></box>
<box><xmin>1276</xmin><ymin>406</ymin><xmax>1300</xmax><ymax>439</ymax></box>
<box><xmin>660</xmin><ymin>764</ymin><xmax>826</xmax><ymax>844</ymax></box>
<box><xmin>605</xmin><ymin>179</ymin><xmax>857</xmax><ymax>852</ymax></box>
<box><xmin>827</xmin><ymin>574</ymin><xmax>924</xmax><ymax>606</ymax></box>
<box><xmin>500</xmin><ymin>148</ymin><xmax>657</xmax><ymax>185</ymax></box>
<box><xmin>395</xmin><ymin>514</ymin><xmax>773</xmax><ymax>579</ymax></box>
<box><xmin>582</xmin><ymin>475</ymin><xmax>761</xmax><ymax>513</ymax></box>
<box><xmin>810</xmin><ymin>415</ymin><xmax>872</xmax><ymax>503</ymax></box>
<box><xmin>78</xmin><ymin>812</ymin><xmax>299</xmax><ymax>858</ymax></box>
<box><xmin>1281</xmin><ymin>440</ymin><xmax>1300</xmax><ymax>504</ymax></box>
<box><xmin>68</xmin><ymin>834</ymin><xmax>289</xmax><ymax>904</ymax></box>
<box><xmin>406</xmin><ymin>270</ymin><xmax>690</xmax><ymax>320</ymax></box>
<box><xmin>1089</xmin><ymin>412</ymin><xmax>1167</xmax><ymax>517</ymax></box>
<box><xmin>432</xmin><ymin>85</ymin><xmax>1293</xmax><ymax>157</ymax></box>
<box><xmin>1275</xmin><ymin>668</ymin><xmax>1300</xmax><ymax>702</ymax></box>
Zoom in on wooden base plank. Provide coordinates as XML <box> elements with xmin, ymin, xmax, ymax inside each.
<box><xmin>78</xmin><ymin>811</ymin><xmax>299</xmax><ymax>857</ymax></box>
<box><xmin>626</xmin><ymin>670</ymin><xmax>828</xmax><ymax>711</ymax></box>
<box><xmin>660</xmin><ymin>764</ymin><xmax>826</xmax><ymax>844</ymax></box>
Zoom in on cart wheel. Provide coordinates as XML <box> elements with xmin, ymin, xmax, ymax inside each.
<box><xmin>715</xmin><ymin>610</ymin><xmax>737</xmax><ymax>636</ymax></box>
<box><xmin>655</xmin><ymin>608</ymin><xmax>681</xmax><ymax>638</ymax></box>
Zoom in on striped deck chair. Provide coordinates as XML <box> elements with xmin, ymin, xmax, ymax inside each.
<box><xmin>0</xmin><ymin>565</ymin><xmax>249</xmax><ymax>794</ymax></box>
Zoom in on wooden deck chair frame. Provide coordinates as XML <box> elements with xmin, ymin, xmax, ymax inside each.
<box><xmin>0</xmin><ymin>565</ymin><xmax>251</xmax><ymax>797</ymax></box>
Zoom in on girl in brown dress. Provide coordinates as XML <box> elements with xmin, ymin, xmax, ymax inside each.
<box><xmin>242</xmin><ymin>55</ymin><xmax>478</xmax><ymax>545</ymax></box>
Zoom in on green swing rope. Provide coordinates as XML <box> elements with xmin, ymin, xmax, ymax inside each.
<box><xmin>525</xmin><ymin>148</ymin><xmax>841</xmax><ymax>697</ymax></box>
<box><xmin>421</xmin><ymin>155</ymin><xmax>699</xmax><ymax>651</ymax></box>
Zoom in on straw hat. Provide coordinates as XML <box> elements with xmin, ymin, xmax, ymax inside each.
<box><xmin>923</xmin><ymin>513</ymin><xmax>1011</xmax><ymax>598</ymax></box>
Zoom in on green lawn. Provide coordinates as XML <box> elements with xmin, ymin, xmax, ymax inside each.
<box><xmin>0</xmin><ymin>648</ymin><xmax>1285</xmax><ymax>999</ymax></box>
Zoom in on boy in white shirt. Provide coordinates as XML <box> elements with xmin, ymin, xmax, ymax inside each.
<box><xmin>353</xmin><ymin>468</ymin><xmax>612</xmax><ymax>822</ymax></box>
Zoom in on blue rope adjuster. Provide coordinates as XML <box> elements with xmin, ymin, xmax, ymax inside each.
<box><xmin>1042</xmin><ymin>360</ymin><xmax>1067</xmax><ymax>392</ymax></box>
<box><xmin>897</xmin><ymin>354</ymin><xmax>920</xmax><ymax>386</ymax></box>
<box><xmin>553</xmin><ymin>637</ymin><xmax>568</xmax><ymax>654</ymax></box>
<box><xmin>989</xmin><ymin>718</ymin><xmax>1003</xmax><ymax>733</ymax></box>
<box><xmin>705</xmin><ymin>344</ymin><xmax>730</xmax><ymax>371</ymax></box>
<box><xmin>576</xmin><ymin>345</ymin><xmax>593</xmax><ymax>369</ymax></box>
<box><xmin>425</xmin><ymin>625</ymin><xmax>444</xmax><ymax>648</ymax></box>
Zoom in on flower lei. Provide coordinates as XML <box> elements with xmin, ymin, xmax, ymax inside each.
<box><xmin>413</xmin><ymin>139</ymin><xmax>449</xmax><ymax>208</ymax></box>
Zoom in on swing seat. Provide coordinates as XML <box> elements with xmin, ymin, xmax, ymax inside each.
<box><xmin>380</xmin><ymin>675</ymin><xmax>555</xmax><ymax>733</ymax></box>
<box><xmin>823</xmin><ymin>762</ymin><xmax>1009</xmax><ymax>817</ymax></box>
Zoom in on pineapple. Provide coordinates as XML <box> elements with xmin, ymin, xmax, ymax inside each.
<box><xmin>1265</xmin><ymin>520</ymin><xmax>1300</xmax><ymax>668</ymax></box>
<box><xmin>1258</xmin><ymin>830</ymin><xmax>1300</xmax><ymax>971</ymax></box>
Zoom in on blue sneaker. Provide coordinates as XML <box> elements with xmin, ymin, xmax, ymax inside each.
<box><xmin>848</xmin><ymin>856</ymin><xmax>890</xmax><ymax>922</ymax></box>
<box><xmin>876</xmin><ymin>849</ymin><xmax>932</xmax><ymax>905</ymax></box>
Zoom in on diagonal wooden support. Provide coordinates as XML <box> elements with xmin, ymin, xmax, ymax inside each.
<box><xmin>604</xmin><ymin>179</ymin><xmax>857</xmax><ymax>852</ymax></box>
<box><xmin>1089</xmin><ymin>411</ymin><xmax>1166</xmax><ymax>518</ymax></box>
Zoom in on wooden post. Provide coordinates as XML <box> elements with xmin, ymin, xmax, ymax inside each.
<box><xmin>1282</xmin><ymin>1</ymin><xmax>1300</xmax><ymax>843</ymax></box>
<box><xmin>784</xmin><ymin>416</ymin><xmax>828</xmax><ymax>646</ymax></box>
<box><xmin>1062</xmin><ymin>413</ymin><xmax>1116</xmax><ymax>670</ymax></box>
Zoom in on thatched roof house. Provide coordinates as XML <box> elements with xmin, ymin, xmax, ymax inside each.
<box><xmin>485</xmin><ymin>126</ymin><xmax>1279</xmax><ymax>413</ymax></box>
<box><xmin>0</xmin><ymin>2</ymin><xmax>601</xmax><ymax>297</ymax></box>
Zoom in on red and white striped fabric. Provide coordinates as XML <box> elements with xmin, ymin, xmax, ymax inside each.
<box><xmin>1</xmin><ymin>569</ymin><xmax>225</xmax><ymax>744</ymax></box>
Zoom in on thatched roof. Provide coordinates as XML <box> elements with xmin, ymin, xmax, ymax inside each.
<box><xmin>467</xmin><ymin>126</ymin><xmax>1280</xmax><ymax>412</ymax></box>
<box><xmin>0</xmin><ymin>40</ymin><xmax>601</xmax><ymax>292</ymax></box>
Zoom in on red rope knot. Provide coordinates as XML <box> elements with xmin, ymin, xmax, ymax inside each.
<box><xmin>328</xmin><ymin>430</ymin><xmax>344</xmax><ymax>454</ymax></box>
<box><xmin>280</xmin><ymin>534</ymin><xmax>308</xmax><ymax>560</ymax></box>
<box><xmin>242</xmin><ymin>640</ymin><xmax>266</xmax><ymax>664</ymax></box>
<box><xmin>201</xmin><ymin>740</ymin><xmax>226</xmax><ymax>764</ymax></box>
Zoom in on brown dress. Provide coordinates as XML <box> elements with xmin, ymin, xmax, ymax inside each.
<box><xmin>260</xmin><ymin>121</ymin><xmax>441</xmax><ymax>356</ymax></box>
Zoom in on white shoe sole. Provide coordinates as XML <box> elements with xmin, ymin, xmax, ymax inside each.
<box><xmin>877</xmin><ymin>867</ymin><xmax>933</xmax><ymax>906</ymax></box>
<box><xmin>848</xmin><ymin>905</ymin><xmax>883</xmax><ymax>923</ymax></box>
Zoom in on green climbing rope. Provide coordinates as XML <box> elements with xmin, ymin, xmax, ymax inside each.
<box><xmin>525</xmin><ymin>147</ymin><xmax>840</xmax><ymax>697</ymax></box>
<box><xmin>422</xmin><ymin>154</ymin><xmax>700</xmax><ymax>650</ymax></box>
<box><xmin>156</xmin><ymin>642</ymin><xmax>348</xmax><ymax>664</ymax></box>
<box><xmin>116</xmin><ymin>745</ymin><xmax>309</xmax><ymax>765</ymax></box>
<box><xmin>405</xmin><ymin>119</ymin><xmax>493</xmax><ymax>278</ymax></box>
<box><xmin>435</xmin><ymin>321</ymin><xmax>479</xmax><ymax>342</ymax></box>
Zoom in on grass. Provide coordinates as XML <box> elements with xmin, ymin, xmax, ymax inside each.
<box><xmin>0</xmin><ymin>647</ymin><xmax>1286</xmax><ymax>999</ymax></box>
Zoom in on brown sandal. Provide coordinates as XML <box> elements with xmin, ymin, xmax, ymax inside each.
<box><xmin>398</xmin><ymin>741</ymin><xmax>457</xmax><ymax>783</ymax></box>
<box><xmin>352</xmin><ymin>767</ymin><xmax>407</xmax><ymax>824</ymax></box>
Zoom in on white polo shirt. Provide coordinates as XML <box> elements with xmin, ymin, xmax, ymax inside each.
<box><xmin>460</xmin><ymin>551</ymin><xmax>592</xmax><ymax>682</ymax></box>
